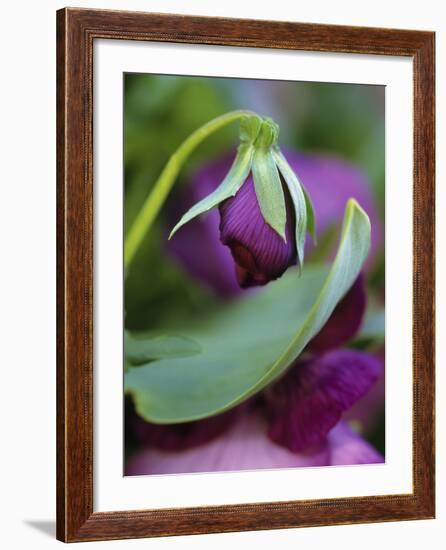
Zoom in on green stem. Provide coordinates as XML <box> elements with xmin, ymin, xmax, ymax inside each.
<box><xmin>124</xmin><ymin>109</ymin><xmax>257</xmax><ymax>271</ymax></box>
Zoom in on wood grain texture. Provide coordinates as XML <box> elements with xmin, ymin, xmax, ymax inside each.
<box><xmin>56</xmin><ymin>7</ymin><xmax>435</xmax><ymax>542</ymax></box>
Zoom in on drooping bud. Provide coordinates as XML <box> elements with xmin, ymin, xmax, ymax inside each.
<box><xmin>169</xmin><ymin>113</ymin><xmax>316</xmax><ymax>288</ymax></box>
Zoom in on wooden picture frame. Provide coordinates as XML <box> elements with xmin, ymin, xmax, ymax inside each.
<box><xmin>56</xmin><ymin>7</ymin><xmax>435</xmax><ymax>542</ymax></box>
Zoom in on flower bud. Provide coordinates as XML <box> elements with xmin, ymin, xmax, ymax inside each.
<box><xmin>169</xmin><ymin>114</ymin><xmax>316</xmax><ymax>288</ymax></box>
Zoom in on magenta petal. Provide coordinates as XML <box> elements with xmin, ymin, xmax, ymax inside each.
<box><xmin>328</xmin><ymin>422</ymin><xmax>384</xmax><ymax>465</ymax></box>
<box><xmin>125</xmin><ymin>413</ymin><xmax>383</xmax><ymax>476</ymax></box>
<box><xmin>346</xmin><ymin>352</ymin><xmax>385</xmax><ymax>432</ymax></box>
<box><xmin>125</xmin><ymin>411</ymin><xmax>330</xmax><ymax>476</ymax></box>
<box><xmin>265</xmin><ymin>350</ymin><xmax>382</xmax><ymax>452</ymax></box>
<box><xmin>129</xmin><ymin>405</ymin><xmax>241</xmax><ymax>451</ymax></box>
<box><xmin>306</xmin><ymin>274</ymin><xmax>366</xmax><ymax>353</ymax></box>
<box><xmin>219</xmin><ymin>177</ymin><xmax>297</xmax><ymax>288</ymax></box>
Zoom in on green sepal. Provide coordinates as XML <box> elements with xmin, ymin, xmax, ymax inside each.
<box><xmin>301</xmin><ymin>181</ymin><xmax>317</xmax><ymax>244</ymax></box>
<box><xmin>169</xmin><ymin>143</ymin><xmax>254</xmax><ymax>239</ymax></box>
<box><xmin>251</xmin><ymin>148</ymin><xmax>287</xmax><ymax>241</ymax></box>
<box><xmin>273</xmin><ymin>148</ymin><xmax>308</xmax><ymax>264</ymax></box>
<box><xmin>239</xmin><ymin>114</ymin><xmax>262</xmax><ymax>143</ymax></box>
<box><xmin>254</xmin><ymin>118</ymin><xmax>279</xmax><ymax>148</ymax></box>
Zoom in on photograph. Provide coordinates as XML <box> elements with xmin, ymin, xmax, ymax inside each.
<box><xmin>123</xmin><ymin>73</ymin><xmax>386</xmax><ymax>476</ymax></box>
<box><xmin>1</xmin><ymin>0</ymin><xmax>439</xmax><ymax>546</ymax></box>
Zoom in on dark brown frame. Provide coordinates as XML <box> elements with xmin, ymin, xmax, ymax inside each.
<box><xmin>56</xmin><ymin>7</ymin><xmax>435</xmax><ymax>542</ymax></box>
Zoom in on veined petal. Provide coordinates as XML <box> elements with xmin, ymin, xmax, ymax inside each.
<box><xmin>251</xmin><ymin>148</ymin><xmax>287</xmax><ymax>240</ymax></box>
<box><xmin>273</xmin><ymin>148</ymin><xmax>310</xmax><ymax>266</ymax></box>
<box><xmin>265</xmin><ymin>349</ymin><xmax>382</xmax><ymax>452</ymax></box>
<box><xmin>169</xmin><ymin>143</ymin><xmax>254</xmax><ymax>239</ymax></box>
<box><xmin>219</xmin><ymin>177</ymin><xmax>297</xmax><ymax>288</ymax></box>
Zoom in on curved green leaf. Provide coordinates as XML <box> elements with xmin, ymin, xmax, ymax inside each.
<box><xmin>252</xmin><ymin>149</ymin><xmax>287</xmax><ymax>240</ymax></box>
<box><xmin>169</xmin><ymin>143</ymin><xmax>254</xmax><ymax>239</ymax></box>
<box><xmin>126</xmin><ymin>199</ymin><xmax>370</xmax><ymax>424</ymax></box>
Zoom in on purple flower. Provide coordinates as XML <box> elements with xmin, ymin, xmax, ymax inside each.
<box><xmin>167</xmin><ymin>149</ymin><xmax>381</xmax><ymax>295</ymax></box>
<box><xmin>126</xmin><ymin>275</ymin><xmax>384</xmax><ymax>474</ymax></box>
<box><xmin>126</xmin><ymin>414</ymin><xmax>382</xmax><ymax>475</ymax></box>
<box><xmin>264</xmin><ymin>349</ymin><xmax>381</xmax><ymax>452</ymax></box>
<box><xmin>169</xmin><ymin>117</ymin><xmax>316</xmax><ymax>289</ymax></box>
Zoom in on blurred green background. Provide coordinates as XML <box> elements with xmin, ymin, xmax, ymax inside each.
<box><xmin>124</xmin><ymin>73</ymin><xmax>385</xmax><ymax>454</ymax></box>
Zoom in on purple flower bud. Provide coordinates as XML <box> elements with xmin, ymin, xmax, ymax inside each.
<box><xmin>167</xmin><ymin>149</ymin><xmax>381</xmax><ymax>295</ymax></box>
<box><xmin>219</xmin><ymin>176</ymin><xmax>297</xmax><ymax>288</ymax></box>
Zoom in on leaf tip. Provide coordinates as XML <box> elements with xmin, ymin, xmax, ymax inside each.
<box><xmin>267</xmin><ymin>220</ymin><xmax>287</xmax><ymax>242</ymax></box>
<box><xmin>279</xmin><ymin>227</ymin><xmax>287</xmax><ymax>242</ymax></box>
<box><xmin>168</xmin><ymin>219</ymin><xmax>185</xmax><ymax>240</ymax></box>
<box><xmin>346</xmin><ymin>198</ymin><xmax>371</xmax><ymax>228</ymax></box>
<box><xmin>346</xmin><ymin>197</ymin><xmax>363</xmax><ymax>214</ymax></box>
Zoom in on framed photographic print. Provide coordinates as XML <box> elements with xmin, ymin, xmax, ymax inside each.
<box><xmin>56</xmin><ymin>7</ymin><xmax>435</xmax><ymax>542</ymax></box>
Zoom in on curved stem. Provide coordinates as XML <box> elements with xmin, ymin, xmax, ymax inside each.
<box><xmin>124</xmin><ymin>109</ymin><xmax>257</xmax><ymax>271</ymax></box>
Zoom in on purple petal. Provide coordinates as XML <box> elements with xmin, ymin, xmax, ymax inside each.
<box><xmin>345</xmin><ymin>349</ymin><xmax>385</xmax><ymax>433</ymax></box>
<box><xmin>306</xmin><ymin>274</ymin><xmax>366</xmax><ymax>353</ymax></box>
<box><xmin>128</xmin><ymin>402</ymin><xmax>242</xmax><ymax>451</ymax></box>
<box><xmin>264</xmin><ymin>350</ymin><xmax>382</xmax><ymax>452</ymax></box>
<box><xmin>125</xmin><ymin>410</ymin><xmax>330</xmax><ymax>475</ymax></box>
<box><xmin>327</xmin><ymin>422</ymin><xmax>384</xmax><ymax>465</ymax></box>
<box><xmin>219</xmin><ymin>177</ymin><xmax>297</xmax><ymax>288</ymax></box>
<box><xmin>125</xmin><ymin>413</ymin><xmax>383</xmax><ymax>476</ymax></box>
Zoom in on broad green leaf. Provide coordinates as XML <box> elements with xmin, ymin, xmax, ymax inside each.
<box><xmin>169</xmin><ymin>143</ymin><xmax>254</xmax><ymax>239</ymax></box>
<box><xmin>126</xmin><ymin>199</ymin><xmax>370</xmax><ymax>424</ymax></box>
<box><xmin>273</xmin><ymin>149</ymin><xmax>308</xmax><ymax>264</ymax></box>
<box><xmin>125</xmin><ymin>331</ymin><xmax>202</xmax><ymax>364</ymax></box>
<box><xmin>251</xmin><ymin>149</ymin><xmax>287</xmax><ymax>240</ymax></box>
